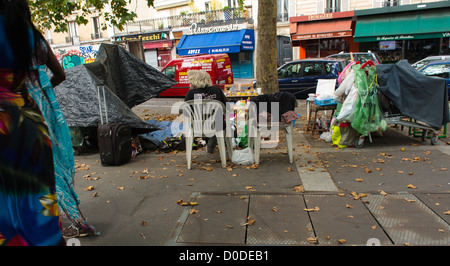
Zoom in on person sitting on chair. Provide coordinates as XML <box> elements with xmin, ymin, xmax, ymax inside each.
<box><xmin>184</xmin><ymin>70</ymin><xmax>227</xmax><ymax>153</ymax></box>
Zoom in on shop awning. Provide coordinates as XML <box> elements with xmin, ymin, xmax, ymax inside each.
<box><xmin>291</xmin><ymin>19</ymin><xmax>353</xmax><ymax>41</ymax></box>
<box><xmin>176</xmin><ymin>29</ymin><xmax>254</xmax><ymax>56</ymax></box>
<box><xmin>354</xmin><ymin>8</ymin><xmax>450</xmax><ymax>42</ymax></box>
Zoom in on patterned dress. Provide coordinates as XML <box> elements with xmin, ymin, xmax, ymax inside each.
<box><xmin>0</xmin><ymin>15</ymin><xmax>64</xmax><ymax>246</ymax></box>
<box><xmin>27</xmin><ymin>41</ymin><xmax>96</xmax><ymax>235</ymax></box>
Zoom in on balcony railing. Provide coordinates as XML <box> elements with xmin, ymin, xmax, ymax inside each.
<box><xmin>91</xmin><ymin>32</ymin><xmax>103</xmax><ymax>39</ymax></box>
<box><xmin>114</xmin><ymin>7</ymin><xmax>253</xmax><ymax>35</ymax></box>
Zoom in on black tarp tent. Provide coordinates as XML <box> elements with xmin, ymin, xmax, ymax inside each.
<box><xmin>54</xmin><ymin>44</ymin><xmax>176</xmax><ymax>132</ymax></box>
<box><xmin>377</xmin><ymin>60</ymin><xmax>450</xmax><ymax>130</ymax></box>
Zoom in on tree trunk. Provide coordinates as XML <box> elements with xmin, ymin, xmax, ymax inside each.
<box><xmin>256</xmin><ymin>0</ymin><xmax>278</xmax><ymax>94</ymax></box>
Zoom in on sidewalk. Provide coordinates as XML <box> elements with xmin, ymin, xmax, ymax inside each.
<box><xmin>69</xmin><ymin>99</ymin><xmax>450</xmax><ymax>246</ymax></box>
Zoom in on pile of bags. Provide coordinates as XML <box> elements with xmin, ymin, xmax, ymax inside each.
<box><xmin>330</xmin><ymin>61</ymin><xmax>387</xmax><ymax>147</ymax></box>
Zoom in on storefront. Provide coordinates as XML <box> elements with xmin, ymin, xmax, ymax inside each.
<box><xmin>114</xmin><ymin>31</ymin><xmax>174</xmax><ymax>69</ymax></box>
<box><xmin>354</xmin><ymin>2</ymin><xmax>450</xmax><ymax>63</ymax></box>
<box><xmin>289</xmin><ymin>11</ymin><xmax>359</xmax><ymax>59</ymax></box>
<box><xmin>176</xmin><ymin>24</ymin><xmax>255</xmax><ymax>79</ymax></box>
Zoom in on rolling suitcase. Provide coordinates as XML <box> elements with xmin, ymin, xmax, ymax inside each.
<box><xmin>97</xmin><ymin>84</ymin><xmax>132</xmax><ymax>165</ymax></box>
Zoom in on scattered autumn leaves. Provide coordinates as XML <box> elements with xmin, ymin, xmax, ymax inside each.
<box><xmin>332</xmin><ymin>149</ymin><xmax>449</xmax><ymax>191</ymax></box>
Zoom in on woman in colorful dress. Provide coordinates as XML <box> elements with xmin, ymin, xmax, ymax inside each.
<box><xmin>0</xmin><ymin>0</ymin><xmax>64</xmax><ymax>246</ymax></box>
<box><xmin>21</xmin><ymin>1</ymin><xmax>97</xmax><ymax>238</ymax></box>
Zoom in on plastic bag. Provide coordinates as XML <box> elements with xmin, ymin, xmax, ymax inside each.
<box><xmin>159</xmin><ymin>136</ymin><xmax>186</xmax><ymax>153</ymax></box>
<box><xmin>331</xmin><ymin>122</ymin><xmax>358</xmax><ymax>148</ymax></box>
<box><xmin>351</xmin><ymin>65</ymin><xmax>387</xmax><ymax>136</ymax></box>
<box><xmin>232</xmin><ymin>147</ymin><xmax>254</xmax><ymax>165</ymax></box>
<box><xmin>237</xmin><ymin>125</ymin><xmax>248</xmax><ymax>148</ymax></box>
<box><xmin>336</xmin><ymin>84</ymin><xmax>358</xmax><ymax>122</ymax></box>
<box><xmin>320</xmin><ymin>132</ymin><xmax>332</xmax><ymax>142</ymax></box>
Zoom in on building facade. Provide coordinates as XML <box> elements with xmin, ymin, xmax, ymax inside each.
<box><xmin>46</xmin><ymin>0</ymin><xmax>450</xmax><ymax>74</ymax></box>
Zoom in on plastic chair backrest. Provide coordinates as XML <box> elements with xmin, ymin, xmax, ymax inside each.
<box><xmin>182</xmin><ymin>99</ymin><xmax>227</xmax><ymax>138</ymax></box>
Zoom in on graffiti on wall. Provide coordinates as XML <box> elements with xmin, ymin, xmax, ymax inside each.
<box><xmin>56</xmin><ymin>45</ymin><xmax>100</xmax><ymax>69</ymax></box>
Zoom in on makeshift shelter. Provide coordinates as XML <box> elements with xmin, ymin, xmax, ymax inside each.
<box><xmin>376</xmin><ymin>60</ymin><xmax>449</xmax><ymax>130</ymax></box>
<box><xmin>54</xmin><ymin>44</ymin><xmax>177</xmax><ymax>132</ymax></box>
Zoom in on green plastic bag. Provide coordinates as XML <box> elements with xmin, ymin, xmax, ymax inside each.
<box><xmin>350</xmin><ymin>65</ymin><xmax>387</xmax><ymax>136</ymax></box>
<box><xmin>238</xmin><ymin>125</ymin><xmax>248</xmax><ymax>148</ymax></box>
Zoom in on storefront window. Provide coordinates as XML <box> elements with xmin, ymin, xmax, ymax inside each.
<box><xmin>360</xmin><ymin>38</ymin><xmax>442</xmax><ymax>64</ymax></box>
<box><xmin>305</xmin><ymin>38</ymin><xmax>349</xmax><ymax>58</ymax></box>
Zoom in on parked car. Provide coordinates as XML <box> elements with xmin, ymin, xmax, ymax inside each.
<box><xmin>416</xmin><ymin>59</ymin><xmax>450</xmax><ymax>98</ymax></box>
<box><xmin>254</xmin><ymin>58</ymin><xmax>345</xmax><ymax>99</ymax></box>
<box><xmin>159</xmin><ymin>53</ymin><xmax>234</xmax><ymax>97</ymax></box>
<box><xmin>411</xmin><ymin>55</ymin><xmax>450</xmax><ymax>71</ymax></box>
<box><xmin>326</xmin><ymin>51</ymin><xmax>382</xmax><ymax>65</ymax></box>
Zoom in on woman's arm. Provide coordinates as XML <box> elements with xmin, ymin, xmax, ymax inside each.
<box><xmin>44</xmin><ymin>41</ymin><xmax>66</xmax><ymax>87</ymax></box>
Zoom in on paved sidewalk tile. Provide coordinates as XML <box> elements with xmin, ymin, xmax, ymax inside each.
<box><xmin>304</xmin><ymin>194</ymin><xmax>393</xmax><ymax>246</ymax></box>
<box><xmin>247</xmin><ymin>195</ymin><xmax>314</xmax><ymax>245</ymax></box>
<box><xmin>364</xmin><ymin>194</ymin><xmax>450</xmax><ymax>245</ymax></box>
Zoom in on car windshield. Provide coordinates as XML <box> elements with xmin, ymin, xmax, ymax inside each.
<box><xmin>422</xmin><ymin>63</ymin><xmax>450</xmax><ymax>79</ymax></box>
<box><xmin>327</xmin><ymin>53</ymin><xmax>379</xmax><ymax>65</ymax></box>
<box><xmin>412</xmin><ymin>58</ymin><xmax>443</xmax><ymax>70</ymax></box>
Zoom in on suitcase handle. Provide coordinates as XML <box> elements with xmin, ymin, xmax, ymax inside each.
<box><xmin>97</xmin><ymin>84</ymin><xmax>109</xmax><ymax>125</ymax></box>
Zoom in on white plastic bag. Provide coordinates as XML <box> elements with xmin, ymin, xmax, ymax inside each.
<box><xmin>320</xmin><ymin>132</ymin><xmax>332</xmax><ymax>142</ymax></box>
<box><xmin>336</xmin><ymin>84</ymin><xmax>359</xmax><ymax>122</ymax></box>
<box><xmin>232</xmin><ymin>147</ymin><xmax>254</xmax><ymax>165</ymax></box>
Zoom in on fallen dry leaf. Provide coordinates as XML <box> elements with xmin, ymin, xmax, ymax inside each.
<box><xmin>304</xmin><ymin>207</ymin><xmax>320</xmax><ymax>212</ymax></box>
<box><xmin>365</xmin><ymin>168</ymin><xmax>372</xmax><ymax>173</ymax></box>
<box><xmin>345</xmin><ymin>204</ymin><xmax>354</xmax><ymax>208</ymax></box>
<box><xmin>406</xmin><ymin>184</ymin><xmax>417</xmax><ymax>189</ymax></box>
<box><xmin>351</xmin><ymin>191</ymin><xmax>367</xmax><ymax>200</ymax></box>
<box><xmin>307</xmin><ymin>237</ymin><xmax>318</xmax><ymax>244</ymax></box>
<box><xmin>293</xmin><ymin>185</ymin><xmax>305</xmax><ymax>192</ymax></box>
<box><xmin>244</xmin><ymin>217</ymin><xmax>256</xmax><ymax>226</ymax></box>
<box><xmin>84</xmin><ymin>186</ymin><xmax>95</xmax><ymax>191</ymax></box>
<box><xmin>380</xmin><ymin>190</ymin><xmax>388</xmax><ymax>196</ymax></box>
<box><xmin>338</xmin><ymin>239</ymin><xmax>346</xmax><ymax>244</ymax></box>
<box><xmin>189</xmin><ymin>209</ymin><xmax>199</xmax><ymax>215</ymax></box>
<box><xmin>444</xmin><ymin>210</ymin><xmax>450</xmax><ymax>215</ymax></box>
<box><xmin>355</xmin><ymin>178</ymin><xmax>364</xmax><ymax>182</ymax></box>
<box><xmin>117</xmin><ymin>187</ymin><xmax>124</xmax><ymax>190</ymax></box>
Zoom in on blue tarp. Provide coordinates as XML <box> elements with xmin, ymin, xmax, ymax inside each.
<box><xmin>139</xmin><ymin>119</ymin><xmax>184</xmax><ymax>146</ymax></box>
<box><xmin>176</xmin><ymin>29</ymin><xmax>254</xmax><ymax>56</ymax></box>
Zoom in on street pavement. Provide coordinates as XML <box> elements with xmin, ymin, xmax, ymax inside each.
<box><xmin>66</xmin><ymin>96</ymin><xmax>450</xmax><ymax>247</ymax></box>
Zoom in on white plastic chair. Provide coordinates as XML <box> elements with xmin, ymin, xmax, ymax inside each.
<box><xmin>177</xmin><ymin>99</ymin><xmax>233</xmax><ymax>169</ymax></box>
<box><xmin>247</xmin><ymin>103</ymin><xmax>294</xmax><ymax>165</ymax></box>
<box><xmin>248</xmin><ymin>122</ymin><xmax>294</xmax><ymax>165</ymax></box>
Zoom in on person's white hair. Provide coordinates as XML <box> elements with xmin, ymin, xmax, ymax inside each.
<box><xmin>188</xmin><ymin>70</ymin><xmax>212</xmax><ymax>89</ymax></box>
